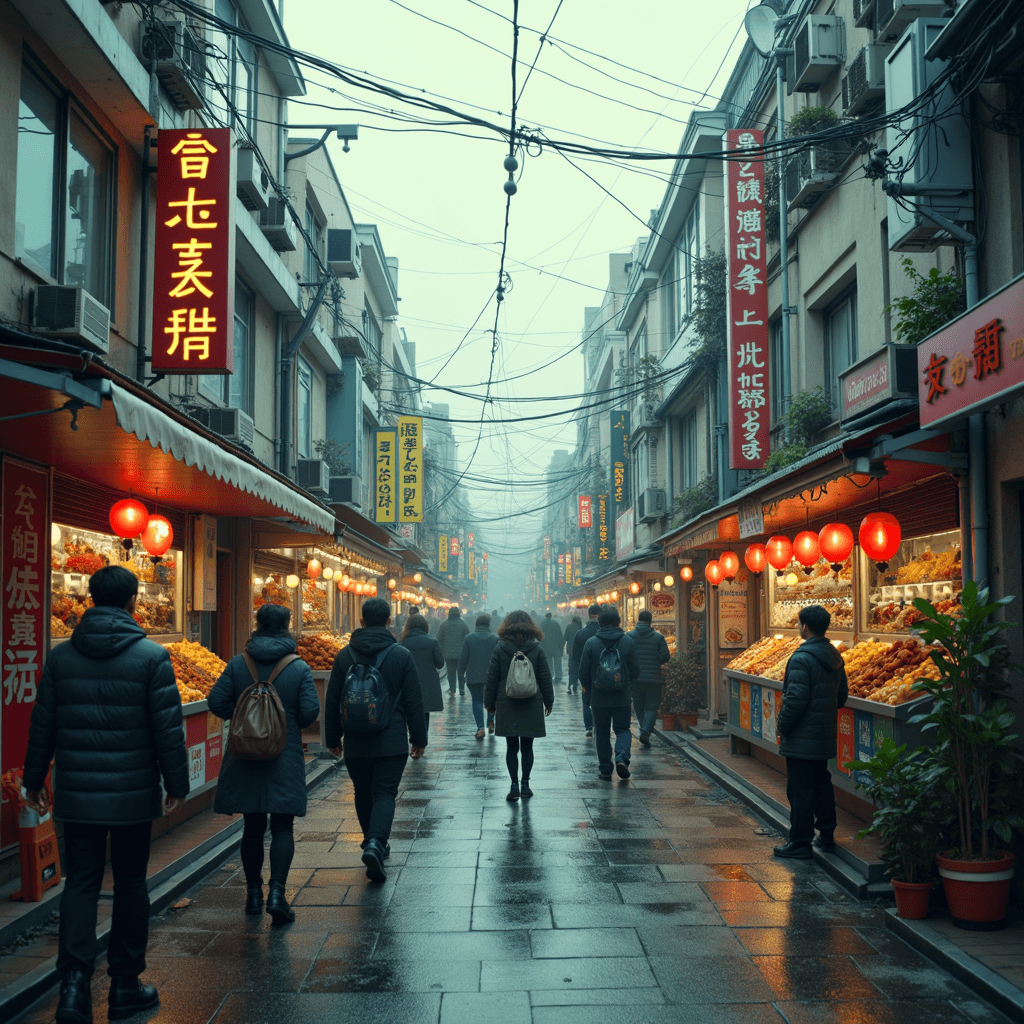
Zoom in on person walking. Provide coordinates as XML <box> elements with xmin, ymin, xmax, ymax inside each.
<box><xmin>436</xmin><ymin>606</ymin><xmax>470</xmax><ymax>695</ymax></box>
<box><xmin>569</xmin><ymin>603</ymin><xmax>601</xmax><ymax>734</ymax></box>
<box><xmin>484</xmin><ymin>610</ymin><xmax>554</xmax><ymax>801</ymax></box>
<box><xmin>773</xmin><ymin>604</ymin><xmax>849</xmax><ymax>859</ymax></box>
<box><xmin>457</xmin><ymin>613</ymin><xmax>500</xmax><ymax>738</ymax></box>
<box><xmin>326</xmin><ymin>598</ymin><xmax>427</xmax><ymax>882</ymax></box>
<box><xmin>540</xmin><ymin>612</ymin><xmax>565</xmax><ymax>685</ymax></box>
<box><xmin>22</xmin><ymin>565</ymin><xmax>190</xmax><ymax>1024</ymax></box>
<box><xmin>563</xmin><ymin>614</ymin><xmax>582</xmax><ymax>693</ymax></box>
<box><xmin>578</xmin><ymin>605</ymin><xmax>641</xmax><ymax>781</ymax></box>
<box><xmin>401</xmin><ymin>613</ymin><xmax>445</xmax><ymax>731</ymax></box>
<box><xmin>627</xmin><ymin>610</ymin><xmax>671</xmax><ymax>747</ymax></box>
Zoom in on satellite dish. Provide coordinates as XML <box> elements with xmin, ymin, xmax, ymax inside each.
<box><xmin>744</xmin><ymin>4</ymin><xmax>779</xmax><ymax>57</ymax></box>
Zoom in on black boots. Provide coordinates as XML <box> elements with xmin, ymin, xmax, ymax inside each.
<box><xmin>245</xmin><ymin>881</ymin><xmax>264</xmax><ymax>915</ymax></box>
<box><xmin>56</xmin><ymin>970</ymin><xmax>92</xmax><ymax>1024</ymax></box>
<box><xmin>773</xmin><ymin>841</ymin><xmax>813</xmax><ymax>859</ymax></box>
<box><xmin>265</xmin><ymin>881</ymin><xmax>295</xmax><ymax>924</ymax></box>
<box><xmin>107</xmin><ymin>977</ymin><xmax>159</xmax><ymax>1021</ymax></box>
<box><xmin>361</xmin><ymin>839</ymin><xmax>388</xmax><ymax>883</ymax></box>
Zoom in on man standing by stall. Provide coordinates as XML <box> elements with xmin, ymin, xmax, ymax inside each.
<box><xmin>627</xmin><ymin>610</ymin><xmax>671</xmax><ymax>746</ymax></box>
<box><xmin>774</xmin><ymin>604</ymin><xmax>849</xmax><ymax>859</ymax></box>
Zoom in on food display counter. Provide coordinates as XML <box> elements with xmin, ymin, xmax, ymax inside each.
<box><xmin>767</xmin><ymin>556</ymin><xmax>853</xmax><ymax>634</ymax></box>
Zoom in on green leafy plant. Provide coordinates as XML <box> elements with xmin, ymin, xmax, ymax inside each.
<box><xmin>848</xmin><ymin>737</ymin><xmax>946</xmax><ymax>883</ymax></box>
<box><xmin>681</xmin><ymin>250</ymin><xmax>728</xmax><ymax>384</ymax></box>
<box><xmin>660</xmin><ymin>643</ymin><xmax>706</xmax><ymax>714</ymax></box>
<box><xmin>763</xmin><ymin>163</ymin><xmax>781</xmax><ymax>245</ymax></box>
<box><xmin>764</xmin><ymin>442</ymin><xmax>808</xmax><ymax>475</ymax></box>
<box><xmin>671</xmin><ymin>475</ymin><xmax>718</xmax><ymax>526</ymax></box>
<box><xmin>885</xmin><ymin>257</ymin><xmax>965</xmax><ymax>345</ymax></box>
<box><xmin>788</xmin><ymin>104</ymin><xmax>840</xmax><ymax>137</ymax></box>
<box><xmin>313</xmin><ymin>439</ymin><xmax>352</xmax><ymax>476</ymax></box>
<box><xmin>787</xmin><ymin>386</ymin><xmax>833</xmax><ymax>443</ymax></box>
<box><xmin>359</xmin><ymin>359</ymin><xmax>380</xmax><ymax>396</ymax></box>
<box><xmin>909</xmin><ymin>582</ymin><xmax>1024</xmax><ymax>859</ymax></box>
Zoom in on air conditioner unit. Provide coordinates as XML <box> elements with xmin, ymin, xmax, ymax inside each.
<box><xmin>202</xmin><ymin>406</ymin><xmax>255</xmax><ymax>448</ymax></box>
<box><xmin>638</xmin><ymin>488</ymin><xmax>667</xmax><ymax>524</ymax></box>
<box><xmin>259</xmin><ymin>199</ymin><xmax>297</xmax><ymax>252</ymax></box>
<box><xmin>875</xmin><ymin>0</ymin><xmax>949</xmax><ymax>44</ymax></box>
<box><xmin>853</xmin><ymin>0</ymin><xmax>876</xmax><ymax>28</ymax></box>
<box><xmin>326</xmin><ymin>229</ymin><xmax>361</xmax><ymax>279</ymax></box>
<box><xmin>32</xmin><ymin>287</ymin><xmax>110</xmax><ymax>353</ymax></box>
<box><xmin>139</xmin><ymin>20</ymin><xmax>206</xmax><ymax>111</ymax></box>
<box><xmin>328</xmin><ymin>475</ymin><xmax>361</xmax><ymax>506</ymax></box>
<box><xmin>790</xmin><ymin>15</ymin><xmax>845</xmax><ymax>94</ymax></box>
<box><xmin>296</xmin><ymin>459</ymin><xmax>330</xmax><ymax>496</ymax></box>
<box><xmin>235</xmin><ymin>148</ymin><xmax>270</xmax><ymax>212</ymax></box>
<box><xmin>785</xmin><ymin>142</ymin><xmax>850</xmax><ymax>209</ymax></box>
<box><xmin>333</xmin><ymin>331</ymin><xmax>366</xmax><ymax>358</ymax></box>
<box><xmin>842</xmin><ymin>44</ymin><xmax>889</xmax><ymax>116</ymax></box>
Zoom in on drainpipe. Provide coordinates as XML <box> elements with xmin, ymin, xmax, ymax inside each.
<box><xmin>775</xmin><ymin>55</ymin><xmax>794</xmax><ymax>441</ymax></box>
<box><xmin>136</xmin><ymin>48</ymin><xmax>160</xmax><ymax>384</ymax></box>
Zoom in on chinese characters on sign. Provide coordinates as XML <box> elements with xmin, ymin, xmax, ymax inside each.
<box><xmin>374</xmin><ymin>429</ymin><xmax>397</xmax><ymax>523</ymax></box>
<box><xmin>724</xmin><ymin>129</ymin><xmax>769</xmax><ymax>469</ymax></box>
<box><xmin>610</xmin><ymin>411</ymin><xmax>630</xmax><ymax>510</ymax></box>
<box><xmin>468</xmin><ymin>551</ymin><xmax>476</xmax><ymax>581</ymax></box>
<box><xmin>578</xmin><ymin>495</ymin><xmax>592</xmax><ymax>528</ymax></box>
<box><xmin>468</xmin><ymin>532</ymin><xmax>474</xmax><ymax>549</ymax></box>
<box><xmin>597</xmin><ymin>494</ymin><xmax>611</xmax><ymax>561</ymax></box>
<box><xmin>565</xmin><ymin>550</ymin><xmax>573</xmax><ymax>586</ymax></box>
<box><xmin>152</xmin><ymin>129</ymin><xmax>236</xmax><ymax>374</ymax></box>
<box><xmin>451</xmin><ymin>536</ymin><xmax>460</xmax><ymax>557</ymax></box>
<box><xmin>438</xmin><ymin>535</ymin><xmax>448</xmax><ymax>574</ymax></box>
<box><xmin>397</xmin><ymin>416</ymin><xmax>423</xmax><ymax>522</ymax></box>
<box><xmin>573</xmin><ymin>546</ymin><xmax>582</xmax><ymax>586</ymax></box>
<box><xmin>543</xmin><ymin>535</ymin><xmax>550</xmax><ymax>561</ymax></box>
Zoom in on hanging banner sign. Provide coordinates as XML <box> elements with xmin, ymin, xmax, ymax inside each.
<box><xmin>438</xmin><ymin>535</ymin><xmax>448</xmax><ymax>574</ymax></box>
<box><xmin>152</xmin><ymin>128</ymin><xmax>236</xmax><ymax>374</ymax></box>
<box><xmin>565</xmin><ymin>550</ymin><xmax>573</xmax><ymax>585</ymax></box>
<box><xmin>598</xmin><ymin>494</ymin><xmax>611</xmax><ymax>561</ymax></box>
<box><xmin>397</xmin><ymin>416</ymin><xmax>423</xmax><ymax>522</ymax></box>
<box><xmin>573</xmin><ymin>545</ymin><xmax>582</xmax><ymax>586</ymax></box>
<box><xmin>468</xmin><ymin>532</ymin><xmax>475</xmax><ymax>548</ymax></box>
<box><xmin>374</xmin><ymin>428</ymin><xmax>397</xmax><ymax>523</ymax></box>
<box><xmin>450</xmin><ymin>536</ymin><xmax>460</xmax><ymax>557</ymax></box>
<box><xmin>543</xmin><ymin>535</ymin><xmax>550</xmax><ymax>561</ymax></box>
<box><xmin>724</xmin><ymin>128</ymin><xmax>769</xmax><ymax>469</ymax></box>
<box><xmin>578</xmin><ymin>495</ymin><xmax>592</xmax><ymax>528</ymax></box>
<box><xmin>468</xmin><ymin>551</ymin><xmax>476</xmax><ymax>581</ymax></box>
<box><xmin>557</xmin><ymin>558</ymin><xmax>564</xmax><ymax>585</ymax></box>
<box><xmin>610</xmin><ymin>411</ymin><xmax>630</xmax><ymax>509</ymax></box>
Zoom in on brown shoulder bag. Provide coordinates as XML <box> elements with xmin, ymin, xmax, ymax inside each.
<box><xmin>227</xmin><ymin>653</ymin><xmax>299</xmax><ymax>761</ymax></box>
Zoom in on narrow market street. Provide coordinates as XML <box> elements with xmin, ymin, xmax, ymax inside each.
<box><xmin>12</xmin><ymin>686</ymin><xmax>1011</xmax><ymax>1024</ymax></box>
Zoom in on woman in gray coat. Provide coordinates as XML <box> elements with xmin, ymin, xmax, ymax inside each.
<box><xmin>401</xmin><ymin>613</ymin><xmax>445</xmax><ymax>730</ymax></box>
<box><xmin>208</xmin><ymin>604</ymin><xmax>320</xmax><ymax>925</ymax></box>
<box><xmin>484</xmin><ymin>610</ymin><xmax>554</xmax><ymax>802</ymax></box>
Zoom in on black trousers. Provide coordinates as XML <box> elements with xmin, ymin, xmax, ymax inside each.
<box><xmin>345</xmin><ymin>754</ymin><xmax>408</xmax><ymax>844</ymax></box>
<box><xmin>58</xmin><ymin>821</ymin><xmax>152</xmax><ymax>978</ymax></box>
<box><xmin>785</xmin><ymin>757</ymin><xmax>837</xmax><ymax>844</ymax></box>
<box><xmin>445</xmin><ymin>659</ymin><xmax>461</xmax><ymax>691</ymax></box>
<box><xmin>241</xmin><ymin>813</ymin><xmax>295</xmax><ymax>886</ymax></box>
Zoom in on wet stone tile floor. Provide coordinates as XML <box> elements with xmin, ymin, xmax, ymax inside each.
<box><xmin>14</xmin><ymin>686</ymin><xmax>1014</xmax><ymax>1024</ymax></box>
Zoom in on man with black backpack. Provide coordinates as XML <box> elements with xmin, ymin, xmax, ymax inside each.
<box><xmin>325</xmin><ymin>597</ymin><xmax>427</xmax><ymax>883</ymax></box>
<box><xmin>578</xmin><ymin>606</ymin><xmax>640</xmax><ymax>781</ymax></box>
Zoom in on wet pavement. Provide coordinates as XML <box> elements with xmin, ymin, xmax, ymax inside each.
<box><xmin>14</xmin><ymin>684</ymin><xmax>1013</xmax><ymax>1024</ymax></box>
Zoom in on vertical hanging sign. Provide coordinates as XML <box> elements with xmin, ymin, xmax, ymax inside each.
<box><xmin>565</xmin><ymin>550</ymin><xmax>573</xmax><ymax>586</ymax></box>
<box><xmin>468</xmin><ymin>551</ymin><xmax>476</xmax><ymax>581</ymax></box>
<box><xmin>725</xmin><ymin>129</ymin><xmax>769</xmax><ymax>469</ymax></box>
<box><xmin>152</xmin><ymin>129</ymin><xmax>236</xmax><ymax>373</ymax></box>
<box><xmin>578</xmin><ymin>495</ymin><xmax>592</xmax><ymax>528</ymax></box>
<box><xmin>610</xmin><ymin>411</ymin><xmax>630</xmax><ymax>510</ymax></box>
<box><xmin>397</xmin><ymin>416</ymin><xmax>423</xmax><ymax>522</ymax></box>
<box><xmin>374</xmin><ymin>428</ymin><xmax>397</xmax><ymax>523</ymax></box>
<box><xmin>438</xmin><ymin>535</ymin><xmax>448</xmax><ymax>574</ymax></box>
<box><xmin>450</xmin><ymin>536</ymin><xmax>460</xmax><ymax>557</ymax></box>
<box><xmin>573</xmin><ymin>545</ymin><xmax>582</xmax><ymax>586</ymax></box>
<box><xmin>597</xmin><ymin>494</ymin><xmax>611</xmax><ymax>561</ymax></box>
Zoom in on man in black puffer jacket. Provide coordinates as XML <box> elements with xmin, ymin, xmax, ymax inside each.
<box><xmin>627</xmin><ymin>610</ymin><xmax>671</xmax><ymax>746</ymax></box>
<box><xmin>23</xmin><ymin>565</ymin><xmax>189</xmax><ymax>1024</ymax></box>
<box><xmin>773</xmin><ymin>604</ymin><xmax>849</xmax><ymax>859</ymax></box>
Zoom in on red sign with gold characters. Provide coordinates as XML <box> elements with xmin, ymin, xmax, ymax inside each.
<box><xmin>724</xmin><ymin>129</ymin><xmax>769</xmax><ymax>469</ymax></box>
<box><xmin>578</xmin><ymin>495</ymin><xmax>592</xmax><ymax>528</ymax></box>
<box><xmin>152</xmin><ymin>128</ymin><xmax>236</xmax><ymax>374</ymax></box>
<box><xmin>918</xmin><ymin>274</ymin><xmax>1024</xmax><ymax>429</ymax></box>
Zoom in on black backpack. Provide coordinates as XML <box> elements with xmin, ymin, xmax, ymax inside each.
<box><xmin>341</xmin><ymin>646</ymin><xmax>398</xmax><ymax>733</ymax></box>
<box><xmin>593</xmin><ymin>641</ymin><xmax>626</xmax><ymax>692</ymax></box>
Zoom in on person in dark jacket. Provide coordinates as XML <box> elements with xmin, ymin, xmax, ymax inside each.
<box><xmin>457</xmin><ymin>614</ymin><xmax>500</xmax><ymax>738</ymax></box>
<box><xmin>540</xmin><ymin>612</ymin><xmax>565</xmax><ymax>684</ymax></box>
<box><xmin>570</xmin><ymin>604</ymin><xmax>601</xmax><ymax>730</ymax></box>
<box><xmin>484</xmin><ymin>611</ymin><xmax>554</xmax><ymax>801</ymax></box>
<box><xmin>208</xmin><ymin>603</ymin><xmax>320</xmax><ymax>925</ymax></box>
<box><xmin>326</xmin><ymin>598</ymin><xmax>427</xmax><ymax>883</ymax></box>
<box><xmin>23</xmin><ymin>565</ymin><xmax>189</xmax><ymax>1024</ymax></box>
<box><xmin>579</xmin><ymin>606</ymin><xmax>641</xmax><ymax>781</ymax></box>
<box><xmin>562</xmin><ymin>615</ymin><xmax>582</xmax><ymax>693</ymax></box>
<box><xmin>773</xmin><ymin>604</ymin><xmax>849</xmax><ymax>859</ymax></box>
<box><xmin>401</xmin><ymin>614</ymin><xmax>445</xmax><ymax>730</ymax></box>
<box><xmin>436</xmin><ymin>606</ymin><xmax>470</xmax><ymax>694</ymax></box>
<box><xmin>627</xmin><ymin>610</ymin><xmax>671</xmax><ymax>746</ymax></box>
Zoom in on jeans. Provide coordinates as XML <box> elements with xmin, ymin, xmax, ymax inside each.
<box><xmin>58</xmin><ymin>821</ymin><xmax>152</xmax><ymax>978</ymax></box>
<box><xmin>241</xmin><ymin>813</ymin><xmax>295</xmax><ymax>886</ymax></box>
<box><xmin>549</xmin><ymin>654</ymin><xmax>563</xmax><ymax>682</ymax></box>
<box><xmin>346</xmin><ymin>754</ymin><xmax>409</xmax><ymax>844</ymax></box>
<box><xmin>469</xmin><ymin>687</ymin><xmax>494</xmax><ymax>729</ymax></box>
<box><xmin>785</xmin><ymin>757</ymin><xmax>837</xmax><ymax>844</ymax></box>
<box><xmin>581</xmin><ymin>690</ymin><xmax>593</xmax><ymax>731</ymax></box>
<box><xmin>445</xmin><ymin>659</ymin><xmax>461</xmax><ymax>692</ymax></box>
<box><xmin>592</xmin><ymin>704</ymin><xmax>632</xmax><ymax>774</ymax></box>
<box><xmin>632</xmin><ymin>685</ymin><xmax>663</xmax><ymax>734</ymax></box>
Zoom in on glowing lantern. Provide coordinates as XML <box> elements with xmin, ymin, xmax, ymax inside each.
<box><xmin>785</xmin><ymin>571</ymin><xmax>800</xmax><ymax>586</ymax></box>
<box><xmin>140</xmin><ymin>515</ymin><xmax>173</xmax><ymax>559</ymax></box>
<box><xmin>388</xmin><ymin>579</ymin><xmax>397</xmax><ymax>590</ymax></box>
<box><xmin>860</xmin><ymin>511</ymin><xmax>902</xmax><ymax>571</ymax></box>
<box><xmin>322</xmin><ymin>567</ymin><xmax>334</xmax><ymax>580</ymax></box>
<box><xmin>413</xmin><ymin>573</ymin><xmax>422</xmax><ymax>583</ymax></box>
<box><xmin>610</xmin><ymin>591</ymin><xmax>619</xmax><ymax>601</ymax></box>
<box><xmin>704</xmin><ymin>560</ymin><xmax>724</xmax><ymax>587</ymax></box>
<box><xmin>285</xmin><ymin>574</ymin><xmax>300</xmax><ymax>589</ymax></box>
<box><xmin>307</xmin><ymin>558</ymin><xmax>322</xmax><ymax>579</ymax></box>
<box><xmin>109</xmin><ymin>499</ymin><xmax>148</xmax><ymax>541</ymax></box>
<box><xmin>744</xmin><ymin>544</ymin><xmax>767</xmax><ymax>576</ymax></box>
<box><xmin>680</xmin><ymin>565</ymin><xmax>694</xmax><ymax>582</ymax></box>
<box><xmin>766</xmin><ymin>535</ymin><xmax>793</xmax><ymax>576</ymax></box>
<box><xmin>629</xmin><ymin>582</ymin><xmax>641</xmax><ymax>595</ymax></box>
<box><xmin>793</xmin><ymin>531</ymin><xmax>821</xmax><ymax>574</ymax></box>
<box><xmin>819</xmin><ymin>523</ymin><xmax>854</xmax><ymax>573</ymax></box>
<box><xmin>337</xmin><ymin>579</ymin><xmax>345</xmax><ymax>592</ymax></box>
<box><xmin>664</xmin><ymin>575</ymin><xmax>675</xmax><ymax>588</ymax></box>
<box><xmin>653</xmin><ymin>582</ymin><xmax>662</xmax><ymax>592</ymax></box>
<box><xmin>719</xmin><ymin>551</ymin><xmax>740</xmax><ymax>580</ymax></box>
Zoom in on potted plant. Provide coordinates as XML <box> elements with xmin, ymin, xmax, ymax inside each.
<box><xmin>660</xmin><ymin>644</ymin><xmax>705</xmax><ymax>731</ymax></box>
<box><xmin>847</xmin><ymin>737</ymin><xmax>945</xmax><ymax>919</ymax></box>
<box><xmin>909</xmin><ymin>582</ymin><xmax>1024</xmax><ymax>930</ymax></box>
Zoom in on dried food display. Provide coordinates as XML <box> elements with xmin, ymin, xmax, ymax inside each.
<box><xmin>302</xmin><ymin>581</ymin><xmax>330</xmax><ymax>632</ymax></box>
<box><xmin>253</xmin><ymin>574</ymin><xmax>292</xmax><ymax>612</ymax></box>
<box><xmin>50</xmin><ymin>616</ymin><xmax>73</xmax><ymax>638</ymax></box>
<box><xmin>164</xmin><ymin>641</ymin><xmax>227</xmax><ymax>705</ymax></box>
<box><xmin>843</xmin><ymin>638</ymin><xmax>940</xmax><ymax>705</ymax></box>
<box><xmin>165</xmin><ymin>640</ymin><xmax>227</xmax><ymax>679</ymax></box>
<box><xmin>726</xmin><ymin>635</ymin><xmax>802</xmax><ymax>676</ymax></box>
<box><xmin>296</xmin><ymin>632</ymin><xmax>344</xmax><ymax>670</ymax></box>
<box><xmin>767</xmin><ymin>556</ymin><xmax>853</xmax><ymax>631</ymax></box>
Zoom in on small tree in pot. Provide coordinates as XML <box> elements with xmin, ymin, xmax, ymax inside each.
<box><xmin>660</xmin><ymin>643</ymin><xmax>705</xmax><ymax>728</ymax></box>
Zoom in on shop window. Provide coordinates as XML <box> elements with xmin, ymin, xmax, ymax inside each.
<box><xmin>769</xmin><ymin>318</ymin><xmax>785</xmax><ymax>425</ymax></box>
<box><xmin>825</xmin><ymin>289</ymin><xmax>857</xmax><ymax>413</ymax></box>
<box><xmin>15</xmin><ymin>60</ymin><xmax>114</xmax><ymax>305</ymax></box>
<box><xmin>678</xmin><ymin>410</ymin><xmax>698</xmax><ymax>490</ymax></box>
<box><xmin>297</xmin><ymin>357</ymin><xmax>312</xmax><ymax>460</ymax></box>
<box><xmin>200</xmin><ymin>280</ymin><xmax>253</xmax><ymax>410</ymax></box>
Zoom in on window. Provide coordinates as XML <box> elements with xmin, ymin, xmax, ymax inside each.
<box><xmin>297</xmin><ymin>357</ymin><xmax>312</xmax><ymax>459</ymax></box>
<box><xmin>675</xmin><ymin>201</ymin><xmax>701</xmax><ymax>324</ymax></box>
<box><xmin>770</xmin><ymin>318</ymin><xmax>785</xmax><ymax>425</ymax></box>
<box><xmin>304</xmin><ymin>204</ymin><xmax>322</xmax><ymax>284</ymax></box>
<box><xmin>363</xmin><ymin>305</ymin><xmax>381</xmax><ymax>355</ymax></box>
<box><xmin>679</xmin><ymin>410</ymin><xmax>698</xmax><ymax>490</ymax></box>
<box><xmin>825</xmin><ymin>290</ymin><xmax>857</xmax><ymax>411</ymax></box>
<box><xmin>15</xmin><ymin>61</ymin><xmax>114</xmax><ymax>304</ymax></box>
<box><xmin>209</xmin><ymin>0</ymin><xmax>254</xmax><ymax>132</ymax></box>
<box><xmin>200</xmin><ymin>281</ymin><xmax>253</xmax><ymax>409</ymax></box>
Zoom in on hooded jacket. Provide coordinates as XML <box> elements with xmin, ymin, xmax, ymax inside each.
<box><xmin>23</xmin><ymin>606</ymin><xmax>189</xmax><ymax>825</ymax></box>
<box><xmin>436</xmin><ymin>610</ymin><xmax>470</xmax><ymax>659</ymax></box>
<box><xmin>325</xmin><ymin>626</ymin><xmax>428</xmax><ymax>757</ymax></box>
<box><xmin>626</xmin><ymin>622</ymin><xmax>671</xmax><ymax>688</ymax></box>
<box><xmin>401</xmin><ymin>620</ymin><xmax>445</xmax><ymax>711</ymax></box>
<box><xmin>540</xmin><ymin>617</ymin><xmax>565</xmax><ymax>658</ymax></box>
<box><xmin>569</xmin><ymin>617</ymin><xmax>599</xmax><ymax>682</ymax></box>
<box><xmin>457</xmin><ymin>623</ymin><xmax>500</xmax><ymax>690</ymax></box>
<box><xmin>483</xmin><ymin>634</ymin><xmax>554</xmax><ymax>738</ymax></box>
<box><xmin>578</xmin><ymin>626</ymin><xmax>641</xmax><ymax>708</ymax></box>
<box><xmin>777</xmin><ymin>635</ymin><xmax>849</xmax><ymax>760</ymax></box>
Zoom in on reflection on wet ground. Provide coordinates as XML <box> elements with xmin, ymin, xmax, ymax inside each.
<box><xmin>14</xmin><ymin>686</ymin><xmax>1012</xmax><ymax>1024</ymax></box>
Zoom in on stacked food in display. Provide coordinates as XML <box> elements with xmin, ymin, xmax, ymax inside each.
<box><xmin>869</xmin><ymin>595</ymin><xmax>962</xmax><ymax>633</ymax></box>
<box><xmin>842</xmin><ymin>638</ymin><xmax>941</xmax><ymax>705</ymax></box>
<box><xmin>296</xmin><ymin>632</ymin><xmax>345</xmax><ymax>670</ymax></box>
<box><xmin>165</xmin><ymin>640</ymin><xmax>228</xmax><ymax>704</ymax></box>
<box><xmin>302</xmin><ymin>581</ymin><xmax>329</xmax><ymax>631</ymax></box>
<box><xmin>254</xmin><ymin>575</ymin><xmax>291</xmax><ymax>611</ymax></box>
<box><xmin>890</xmin><ymin>544</ymin><xmax>962</xmax><ymax>584</ymax></box>
<box><xmin>727</xmin><ymin>635</ymin><xmax>802</xmax><ymax>677</ymax></box>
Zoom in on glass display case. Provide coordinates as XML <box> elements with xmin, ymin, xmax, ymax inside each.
<box><xmin>766</xmin><ymin>555</ymin><xmax>854</xmax><ymax>633</ymax></box>
<box><xmin>301</xmin><ymin>579</ymin><xmax>330</xmax><ymax>633</ymax></box>
<box><xmin>252</xmin><ymin>560</ymin><xmax>298</xmax><ymax>631</ymax></box>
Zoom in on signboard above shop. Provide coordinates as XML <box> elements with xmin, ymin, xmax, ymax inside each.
<box><xmin>839</xmin><ymin>344</ymin><xmax>918</xmax><ymax>423</ymax></box>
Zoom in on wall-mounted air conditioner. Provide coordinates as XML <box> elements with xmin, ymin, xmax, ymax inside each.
<box><xmin>140</xmin><ymin>20</ymin><xmax>206</xmax><ymax>111</ymax></box>
<box><xmin>327</xmin><ymin>229</ymin><xmax>361</xmax><ymax>279</ymax></box>
<box><xmin>638</xmin><ymin>488</ymin><xmax>667</xmax><ymax>524</ymax></box>
<box><xmin>296</xmin><ymin>459</ymin><xmax>330</xmax><ymax>496</ymax></box>
<box><xmin>785</xmin><ymin>143</ymin><xmax>850</xmax><ymax>209</ymax></box>
<box><xmin>853</xmin><ymin>0</ymin><xmax>877</xmax><ymax>28</ymax></box>
<box><xmin>842</xmin><ymin>44</ymin><xmax>889</xmax><ymax>116</ymax></box>
<box><xmin>204</xmin><ymin>407</ymin><xmax>255</xmax><ymax>448</ymax></box>
<box><xmin>328</xmin><ymin>475</ymin><xmax>360</xmax><ymax>506</ymax></box>
<box><xmin>236</xmin><ymin>148</ymin><xmax>270</xmax><ymax>212</ymax></box>
<box><xmin>33</xmin><ymin>286</ymin><xmax>110</xmax><ymax>353</ymax></box>
<box><xmin>259</xmin><ymin>199</ymin><xmax>297</xmax><ymax>252</ymax></box>
<box><xmin>875</xmin><ymin>0</ymin><xmax>949</xmax><ymax>44</ymax></box>
<box><xmin>790</xmin><ymin>15</ymin><xmax>845</xmax><ymax>94</ymax></box>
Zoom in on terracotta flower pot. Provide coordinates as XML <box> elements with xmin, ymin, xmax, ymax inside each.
<box><xmin>891</xmin><ymin>879</ymin><xmax>933</xmax><ymax>920</ymax></box>
<box><xmin>936</xmin><ymin>850</ymin><xmax>1015</xmax><ymax>931</ymax></box>
<box><xmin>677</xmin><ymin>713</ymin><xmax>699</xmax><ymax>732</ymax></box>
<box><xmin>661</xmin><ymin>714</ymin><xmax>678</xmax><ymax>731</ymax></box>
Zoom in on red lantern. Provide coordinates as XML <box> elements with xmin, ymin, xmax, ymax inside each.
<box><xmin>337</xmin><ymin>579</ymin><xmax>346</xmax><ymax>592</ymax></box>
<box><xmin>793</xmin><ymin>531</ymin><xmax>820</xmax><ymax>574</ymax></box>
<box><xmin>140</xmin><ymin>515</ymin><xmax>173</xmax><ymax>558</ymax></box>
<box><xmin>719</xmin><ymin>551</ymin><xmax>739</xmax><ymax>579</ymax></box>
<box><xmin>819</xmin><ymin>523</ymin><xmax>854</xmax><ymax>573</ymax></box>
<box><xmin>744</xmin><ymin>544</ymin><xmax>767</xmax><ymax>575</ymax></box>
<box><xmin>704</xmin><ymin>560</ymin><xmax>724</xmax><ymax>587</ymax></box>
<box><xmin>109</xmin><ymin>498</ymin><xmax>148</xmax><ymax>540</ymax></box>
<box><xmin>307</xmin><ymin>558</ymin><xmax>322</xmax><ymax>579</ymax></box>
<box><xmin>766</xmin><ymin>536</ymin><xmax>793</xmax><ymax>576</ymax></box>
<box><xmin>680</xmin><ymin>565</ymin><xmax>694</xmax><ymax>582</ymax></box>
<box><xmin>860</xmin><ymin>511</ymin><xmax>902</xmax><ymax>571</ymax></box>
<box><xmin>629</xmin><ymin>581</ymin><xmax>641</xmax><ymax>595</ymax></box>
